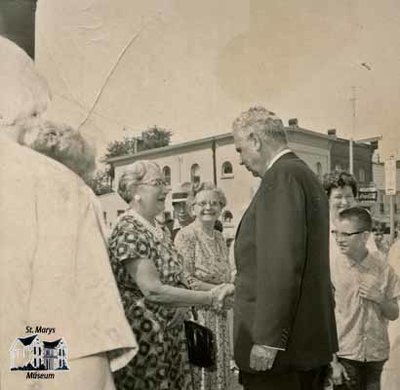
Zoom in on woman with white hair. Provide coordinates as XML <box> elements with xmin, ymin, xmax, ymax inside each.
<box><xmin>175</xmin><ymin>182</ymin><xmax>234</xmax><ymax>390</ymax></box>
<box><xmin>109</xmin><ymin>161</ymin><xmax>233</xmax><ymax>390</ymax></box>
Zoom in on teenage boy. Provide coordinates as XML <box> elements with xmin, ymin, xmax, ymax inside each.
<box><xmin>330</xmin><ymin>207</ymin><xmax>400</xmax><ymax>389</ymax></box>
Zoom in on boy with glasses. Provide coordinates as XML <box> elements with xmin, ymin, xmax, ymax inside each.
<box><xmin>330</xmin><ymin>207</ymin><xmax>400</xmax><ymax>389</ymax></box>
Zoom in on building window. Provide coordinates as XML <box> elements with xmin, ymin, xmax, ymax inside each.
<box><xmin>359</xmin><ymin>168</ymin><xmax>366</xmax><ymax>183</ymax></box>
<box><xmin>190</xmin><ymin>164</ymin><xmax>201</xmax><ymax>186</ymax></box>
<box><xmin>380</xmin><ymin>203</ymin><xmax>385</xmax><ymax>214</ymax></box>
<box><xmin>117</xmin><ymin>210</ymin><xmax>125</xmax><ymax>216</ymax></box>
<box><xmin>163</xmin><ymin>166</ymin><xmax>171</xmax><ymax>186</ymax></box>
<box><xmin>222</xmin><ymin>210</ymin><xmax>233</xmax><ymax>224</ymax></box>
<box><xmin>316</xmin><ymin>162</ymin><xmax>322</xmax><ymax>179</ymax></box>
<box><xmin>103</xmin><ymin>211</ymin><xmax>107</xmax><ymax>225</ymax></box>
<box><xmin>221</xmin><ymin>161</ymin><xmax>233</xmax><ymax>178</ymax></box>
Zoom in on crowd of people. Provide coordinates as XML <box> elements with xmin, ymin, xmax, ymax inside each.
<box><xmin>1</xmin><ymin>36</ymin><xmax>400</xmax><ymax>390</ymax></box>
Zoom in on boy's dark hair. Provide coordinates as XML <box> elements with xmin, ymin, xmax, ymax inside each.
<box><xmin>322</xmin><ymin>171</ymin><xmax>358</xmax><ymax>198</ymax></box>
<box><xmin>338</xmin><ymin>207</ymin><xmax>372</xmax><ymax>232</ymax></box>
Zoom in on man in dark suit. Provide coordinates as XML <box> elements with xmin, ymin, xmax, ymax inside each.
<box><xmin>232</xmin><ymin>106</ymin><xmax>338</xmax><ymax>389</ymax></box>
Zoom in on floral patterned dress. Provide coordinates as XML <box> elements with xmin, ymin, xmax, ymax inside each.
<box><xmin>175</xmin><ymin>223</ymin><xmax>232</xmax><ymax>390</ymax></box>
<box><xmin>109</xmin><ymin>210</ymin><xmax>193</xmax><ymax>390</ymax></box>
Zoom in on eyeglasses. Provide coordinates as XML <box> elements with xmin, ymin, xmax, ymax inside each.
<box><xmin>139</xmin><ymin>178</ymin><xmax>167</xmax><ymax>188</ymax></box>
<box><xmin>195</xmin><ymin>200</ymin><xmax>220</xmax><ymax>208</ymax></box>
<box><xmin>331</xmin><ymin>230</ymin><xmax>367</xmax><ymax>238</ymax></box>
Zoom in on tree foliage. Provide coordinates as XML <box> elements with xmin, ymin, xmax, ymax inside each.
<box><xmin>104</xmin><ymin>125</ymin><xmax>172</xmax><ymax>159</ymax></box>
<box><xmin>88</xmin><ymin>168</ymin><xmax>113</xmax><ymax>196</ymax></box>
<box><xmin>91</xmin><ymin>125</ymin><xmax>172</xmax><ymax>195</ymax></box>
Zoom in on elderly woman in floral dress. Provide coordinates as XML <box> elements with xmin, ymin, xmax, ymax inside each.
<box><xmin>175</xmin><ymin>183</ymin><xmax>235</xmax><ymax>390</ymax></box>
<box><xmin>109</xmin><ymin>161</ymin><xmax>233</xmax><ymax>390</ymax></box>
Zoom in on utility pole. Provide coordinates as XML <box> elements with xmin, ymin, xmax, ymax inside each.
<box><xmin>178</xmin><ymin>156</ymin><xmax>182</xmax><ymax>182</ymax></box>
<box><xmin>349</xmin><ymin>86</ymin><xmax>357</xmax><ymax>175</ymax></box>
<box><xmin>211</xmin><ymin>139</ymin><xmax>217</xmax><ymax>186</ymax></box>
<box><xmin>385</xmin><ymin>154</ymin><xmax>397</xmax><ymax>245</ymax></box>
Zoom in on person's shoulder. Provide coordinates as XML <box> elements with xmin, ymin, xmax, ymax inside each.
<box><xmin>11</xmin><ymin>141</ymin><xmax>86</xmax><ymax>186</ymax></box>
<box><xmin>273</xmin><ymin>152</ymin><xmax>310</xmax><ymax>174</ymax></box>
<box><xmin>175</xmin><ymin>223</ymin><xmax>197</xmax><ymax>241</ymax></box>
<box><xmin>110</xmin><ymin>213</ymin><xmax>147</xmax><ymax>244</ymax></box>
<box><xmin>367</xmin><ymin>250</ymin><xmax>389</xmax><ymax>271</ymax></box>
<box><xmin>214</xmin><ymin>229</ymin><xmax>226</xmax><ymax>244</ymax></box>
<box><xmin>114</xmin><ymin>212</ymin><xmax>139</xmax><ymax>230</ymax></box>
<box><xmin>388</xmin><ymin>239</ymin><xmax>400</xmax><ymax>275</ymax></box>
<box><xmin>388</xmin><ymin>239</ymin><xmax>400</xmax><ymax>260</ymax></box>
<box><xmin>2</xmin><ymin>139</ymin><xmax>90</xmax><ymax>197</ymax></box>
<box><xmin>263</xmin><ymin>159</ymin><xmax>302</xmax><ymax>189</ymax></box>
<box><xmin>176</xmin><ymin>223</ymin><xmax>196</xmax><ymax>236</ymax></box>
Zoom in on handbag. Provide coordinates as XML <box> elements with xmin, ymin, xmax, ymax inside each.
<box><xmin>184</xmin><ymin>308</ymin><xmax>216</xmax><ymax>369</ymax></box>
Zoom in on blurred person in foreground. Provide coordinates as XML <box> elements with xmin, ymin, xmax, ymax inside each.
<box><xmin>26</xmin><ymin>120</ymin><xmax>96</xmax><ymax>185</ymax></box>
<box><xmin>0</xmin><ymin>37</ymin><xmax>137</xmax><ymax>389</ymax></box>
<box><xmin>24</xmin><ymin>120</ymin><xmax>111</xmax><ymax>240</ymax></box>
<box><xmin>231</xmin><ymin>106</ymin><xmax>337</xmax><ymax>389</ymax></box>
<box><xmin>330</xmin><ymin>207</ymin><xmax>400</xmax><ymax>389</ymax></box>
<box><xmin>109</xmin><ymin>161</ymin><xmax>233</xmax><ymax>389</ymax></box>
<box><xmin>175</xmin><ymin>182</ymin><xmax>234</xmax><ymax>390</ymax></box>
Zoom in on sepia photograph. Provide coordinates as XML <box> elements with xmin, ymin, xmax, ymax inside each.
<box><xmin>1</xmin><ymin>1</ymin><xmax>400</xmax><ymax>389</ymax></box>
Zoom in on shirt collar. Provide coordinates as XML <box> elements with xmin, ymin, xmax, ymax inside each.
<box><xmin>266</xmin><ymin>148</ymin><xmax>292</xmax><ymax>171</ymax></box>
<box><xmin>347</xmin><ymin>251</ymin><xmax>371</xmax><ymax>268</ymax></box>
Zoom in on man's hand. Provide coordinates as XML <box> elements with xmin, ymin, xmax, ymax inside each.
<box><xmin>222</xmin><ymin>294</ymin><xmax>235</xmax><ymax>310</ymax></box>
<box><xmin>249</xmin><ymin>345</ymin><xmax>278</xmax><ymax>371</ymax></box>
<box><xmin>359</xmin><ymin>276</ymin><xmax>384</xmax><ymax>304</ymax></box>
<box><xmin>330</xmin><ymin>360</ymin><xmax>349</xmax><ymax>386</ymax></box>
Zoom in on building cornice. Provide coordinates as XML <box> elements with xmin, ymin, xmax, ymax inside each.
<box><xmin>105</xmin><ymin>126</ymin><xmax>371</xmax><ymax>166</ymax></box>
<box><xmin>105</xmin><ymin>132</ymin><xmax>232</xmax><ymax>165</ymax></box>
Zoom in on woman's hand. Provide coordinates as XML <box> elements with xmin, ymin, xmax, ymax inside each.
<box><xmin>222</xmin><ymin>283</ymin><xmax>235</xmax><ymax>296</ymax></box>
<box><xmin>210</xmin><ymin>283</ymin><xmax>235</xmax><ymax>311</ymax></box>
<box><xmin>166</xmin><ymin>307</ymin><xmax>189</xmax><ymax>329</ymax></box>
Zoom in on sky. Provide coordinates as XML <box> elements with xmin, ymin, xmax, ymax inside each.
<box><xmin>36</xmin><ymin>0</ymin><xmax>400</xmax><ymax>159</ymax></box>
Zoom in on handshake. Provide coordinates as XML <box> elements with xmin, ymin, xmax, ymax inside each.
<box><xmin>209</xmin><ymin>283</ymin><xmax>235</xmax><ymax>311</ymax></box>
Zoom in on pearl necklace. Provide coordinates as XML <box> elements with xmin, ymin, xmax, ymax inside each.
<box><xmin>126</xmin><ymin>208</ymin><xmax>165</xmax><ymax>242</ymax></box>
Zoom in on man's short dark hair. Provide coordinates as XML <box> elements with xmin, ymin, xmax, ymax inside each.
<box><xmin>338</xmin><ymin>207</ymin><xmax>372</xmax><ymax>232</ymax></box>
<box><xmin>322</xmin><ymin>171</ymin><xmax>358</xmax><ymax>198</ymax></box>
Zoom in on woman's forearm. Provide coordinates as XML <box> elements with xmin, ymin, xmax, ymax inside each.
<box><xmin>127</xmin><ymin>257</ymin><xmax>216</xmax><ymax>307</ymax></box>
<box><xmin>145</xmin><ymin>283</ymin><xmax>212</xmax><ymax>307</ymax></box>
<box><xmin>189</xmin><ymin>277</ymin><xmax>218</xmax><ymax>291</ymax></box>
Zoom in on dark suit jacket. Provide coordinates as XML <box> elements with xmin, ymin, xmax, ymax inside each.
<box><xmin>233</xmin><ymin>152</ymin><xmax>338</xmax><ymax>373</ymax></box>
